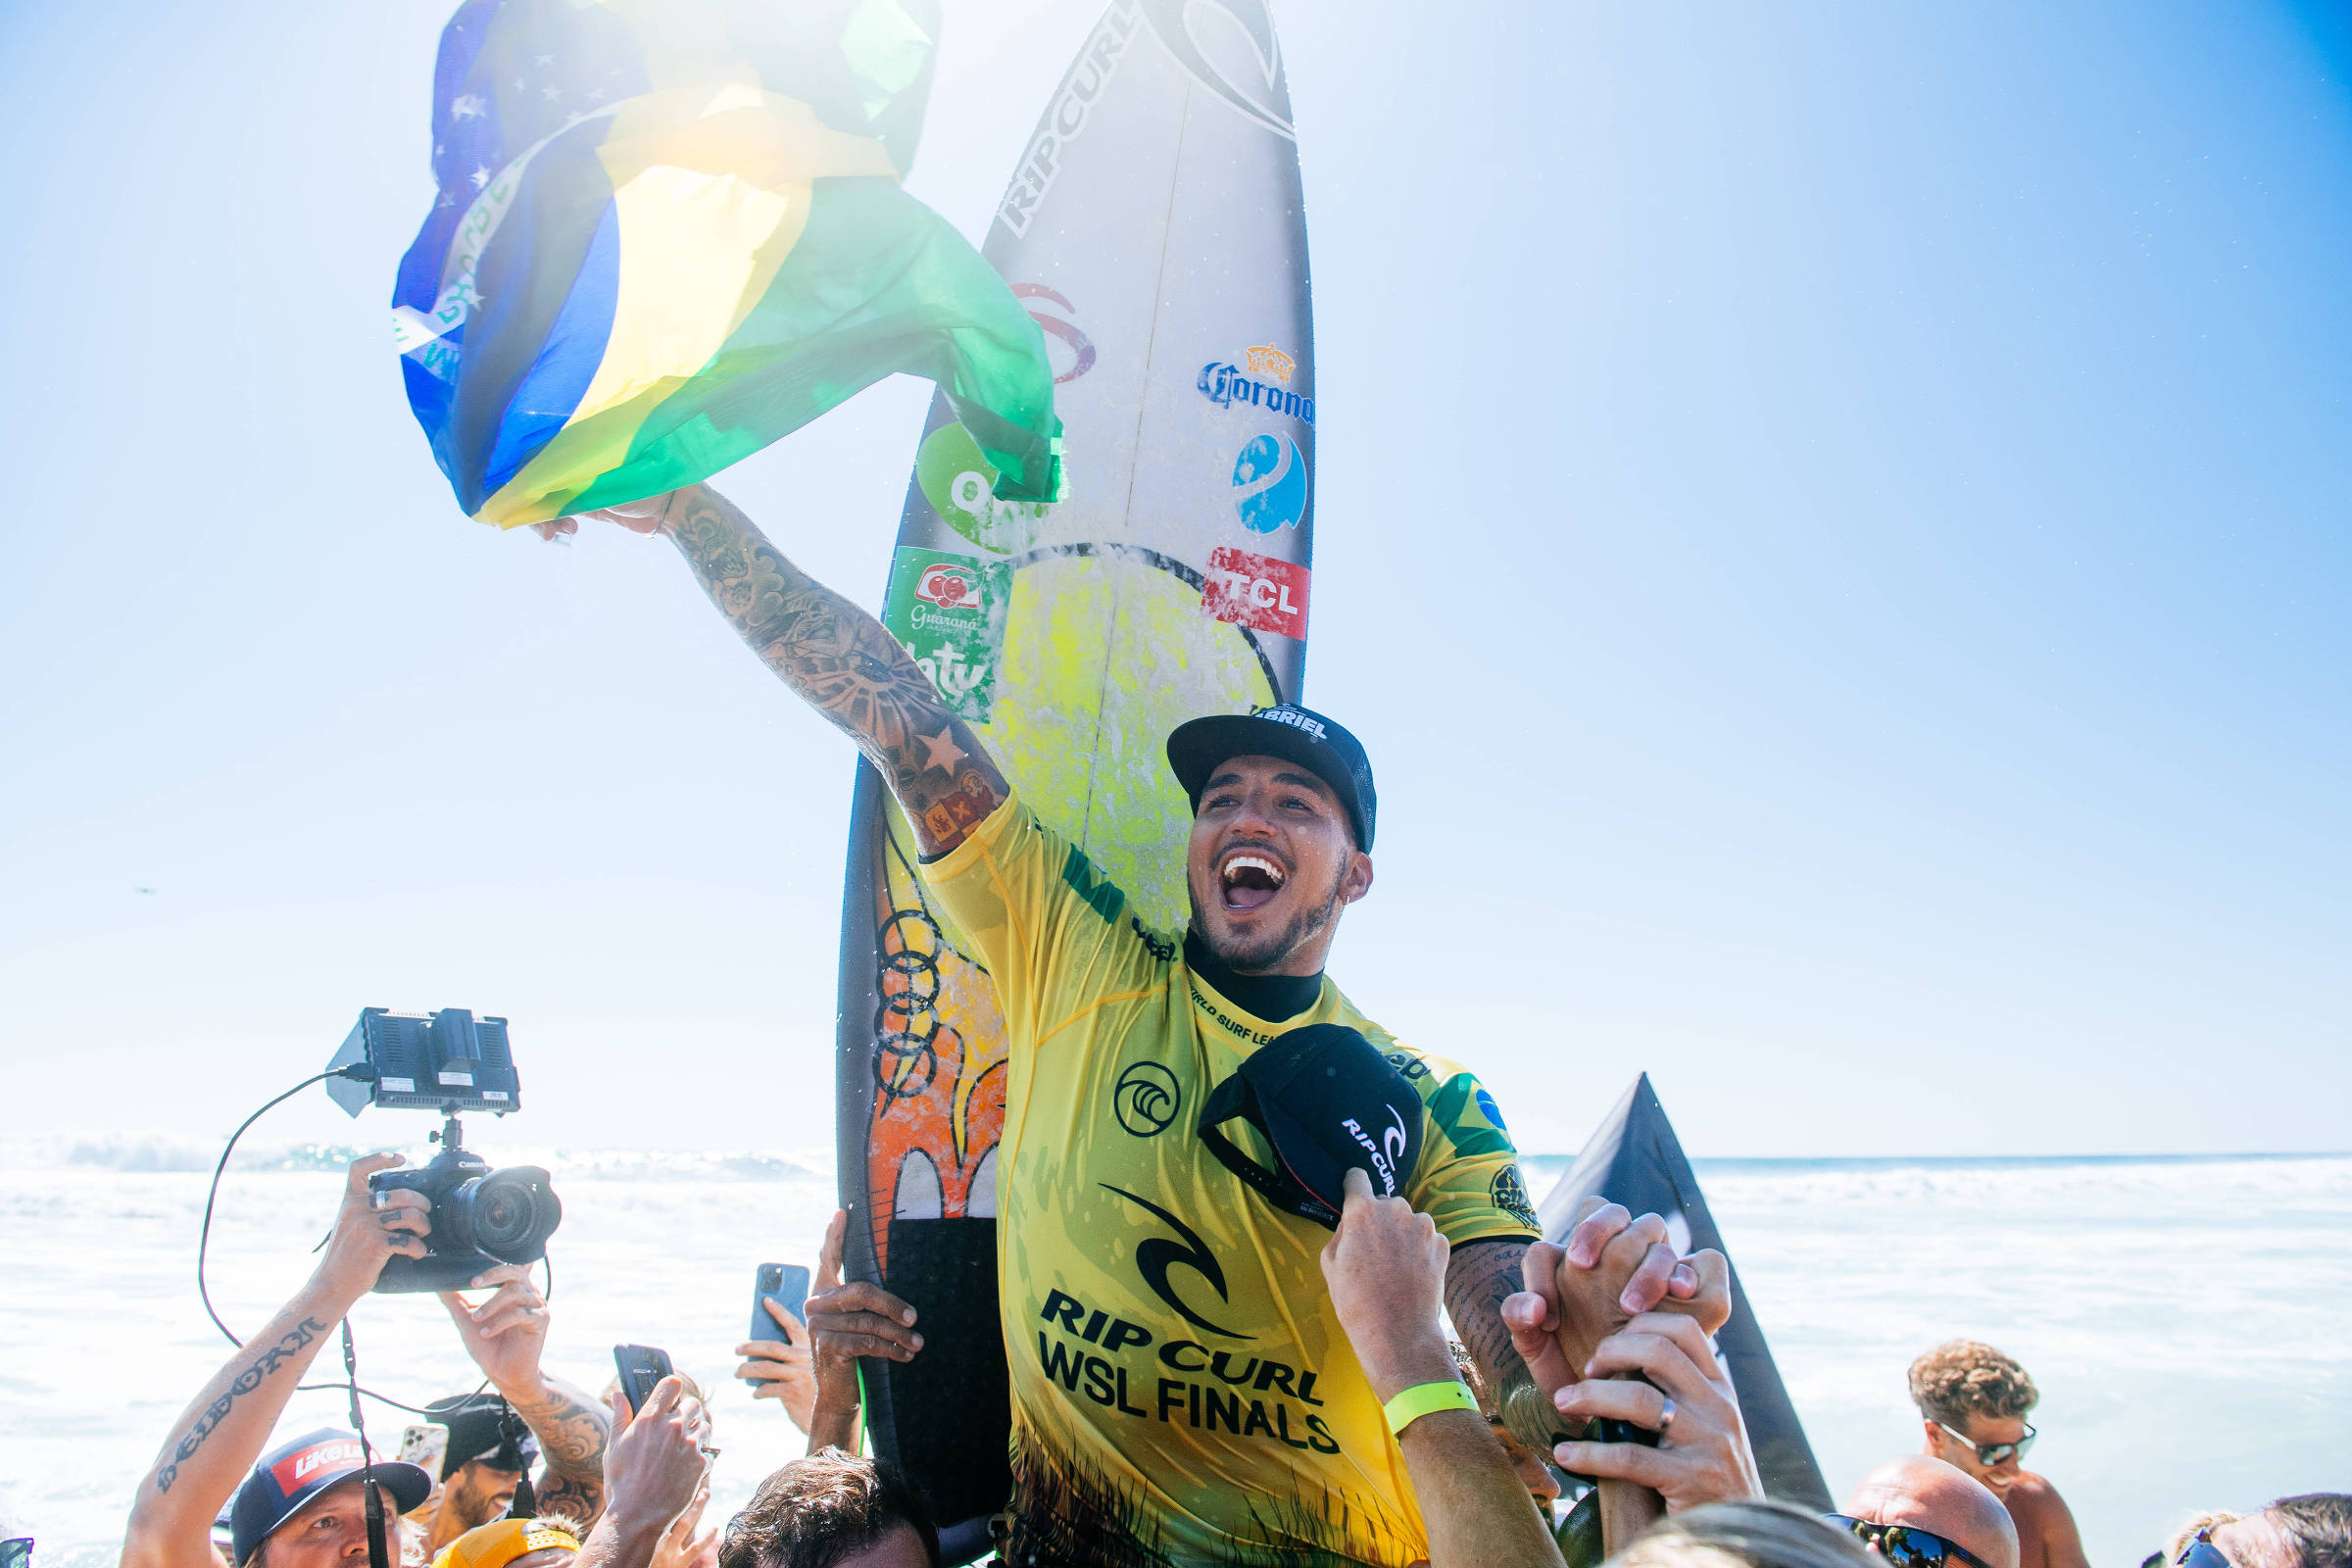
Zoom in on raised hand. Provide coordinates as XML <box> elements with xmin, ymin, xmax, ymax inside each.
<box><xmin>1500</xmin><ymin>1198</ymin><xmax>1730</xmax><ymax>1421</ymax></box>
<box><xmin>532</xmin><ymin>495</ymin><xmax>678</xmax><ymax>542</ymax></box>
<box><xmin>314</xmin><ymin>1152</ymin><xmax>432</xmax><ymax>1304</ymax></box>
<box><xmin>735</xmin><ymin>1297</ymin><xmax>817</xmax><ymax>1434</ymax></box>
<box><xmin>646</xmin><ymin>1481</ymin><xmax>717</xmax><ymax>1568</ymax></box>
<box><xmin>603</xmin><ymin>1379</ymin><xmax>709</xmax><ymax>1535</ymax></box>
<box><xmin>804</xmin><ymin>1211</ymin><xmax>921</xmax><ymax>1370</ymax></box>
<box><xmin>439</xmin><ymin>1263</ymin><xmax>551</xmax><ymax>1393</ymax></box>
<box><xmin>1551</xmin><ymin>1312</ymin><xmax>1762</xmax><ymax>1514</ymax></box>
<box><xmin>1318</xmin><ymin>1167</ymin><xmax>1455</xmax><ymax>1401</ymax></box>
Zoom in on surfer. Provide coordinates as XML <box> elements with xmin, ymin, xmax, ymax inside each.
<box><xmin>561</xmin><ymin>484</ymin><xmax>1724</xmax><ymax>1566</ymax></box>
<box><xmin>1907</xmin><ymin>1342</ymin><xmax>2087</xmax><ymax>1568</ymax></box>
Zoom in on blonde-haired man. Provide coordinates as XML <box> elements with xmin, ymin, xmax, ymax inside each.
<box><xmin>1908</xmin><ymin>1342</ymin><xmax>2086</xmax><ymax>1568</ymax></box>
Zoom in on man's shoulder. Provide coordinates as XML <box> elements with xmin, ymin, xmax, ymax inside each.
<box><xmin>2003</xmin><ymin>1472</ymin><xmax>2078</xmax><ymax>1523</ymax></box>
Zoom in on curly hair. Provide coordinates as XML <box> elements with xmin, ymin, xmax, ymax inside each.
<box><xmin>2272</xmin><ymin>1494</ymin><xmax>2352</xmax><ymax>1568</ymax></box>
<box><xmin>717</xmin><ymin>1449</ymin><xmax>937</xmax><ymax>1568</ymax></box>
<box><xmin>1908</xmin><ymin>1340</ymin><xmax>2038</xmax><ymax>1428</ymax></box>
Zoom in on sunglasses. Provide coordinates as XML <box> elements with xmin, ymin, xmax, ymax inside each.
<box><xmin>1</xmin><ymin>1538</ymin><xmax>30</xmax><ymax>1568</ymax></box>
<box><xmin>1828</xmin><ymin>1515</ymin><xmax>1993</xmax><ymax>1568</ymax></box>
<box><xmin>1936</xmin><ymin>1419</ymin><xmax>2036</xmax><ymax>1467</ymax></box>
<box><xmin>2176</xmin><ymin>1528</ymin><xmax>2233</xmax><ymax>1568</ymax></box>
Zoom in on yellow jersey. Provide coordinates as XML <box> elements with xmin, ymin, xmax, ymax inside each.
<box><xmin>922</xmin><ymin>793</ymin><xmax>1541</xmax><ymax>1567</ymax></box>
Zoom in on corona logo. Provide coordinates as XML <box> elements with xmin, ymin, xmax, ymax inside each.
<box><xmin>1244</xmin><ymin>343</ymin><xmax>1295</xmax><ymax>383</ymax></box>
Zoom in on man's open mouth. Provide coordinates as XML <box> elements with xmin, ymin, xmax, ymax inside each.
<box><xmin>1218</xmin><ymin>851</ymin><xmax>1287</xmax><ymax>912</ymax></box>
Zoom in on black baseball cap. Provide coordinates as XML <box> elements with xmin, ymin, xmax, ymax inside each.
<box><xmin>227</xmin><ymin>1429</ymin><xmax>433</xmax><ymax>1566</ymax></box>
<box><xmin>1166</xmin><ymin>704</ymin><xmax>1377</xmax><ymax>851</ymax></box>
<box><xmin>425</xmin><ymin>1394</ymin><xmax>537</xmax><ymax>1480</ymax></box>
<box><xmin>1197</xmin><ymin>1023</ymin><xmax>1424</xmax><ymax>1228</ymax></box>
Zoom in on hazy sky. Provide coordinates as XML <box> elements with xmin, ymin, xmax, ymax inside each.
<box><xmin>2</xmin><ymin>0</ymin><xmax>2345</xmax><ymax>1159</ymax></box>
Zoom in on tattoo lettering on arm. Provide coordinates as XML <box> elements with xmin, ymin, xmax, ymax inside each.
<box><xmin>508</xmin><ymin>1382</ymin><xmax>610</xmax><ymax>1525</ymax></box>
<box><xmin>1444</xmin><ymin>1240</ymin><xmax>1535</xmax><ymax>1400</ymax></box>
<box><xmin>659</xmin><ymin>485</ymin><xmax>1008</xmax><ymax>856</ymax></box>
<box><xmin>155</xmin><ymin>1318</ymin><xmax>328</xmax><ymax>1494</ymax></box>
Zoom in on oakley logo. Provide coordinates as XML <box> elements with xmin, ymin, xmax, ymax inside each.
<box><xmin>1102</xmin><ymin>1184</ymin><xmax>1252</xmax><ymax>1340</ymax></box>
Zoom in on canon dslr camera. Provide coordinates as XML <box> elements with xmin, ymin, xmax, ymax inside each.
<box><xmin>326</xmin><ymin>1006</ymin><xmax>564</xmax><ymax>1293</ymax></box>
<box><xmin>367</xmin><ymin>1145</ymin><xmax>562</xmax><ymax>1292</ymax></box>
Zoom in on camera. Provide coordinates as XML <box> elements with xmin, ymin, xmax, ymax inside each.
<box><xmin>325</xmin><ymin>1006</ymin><xmax>564</xmax><ymax>1294</ymax></box>
<box><xmin>367</xmin><ymin>1144</ymin><xmax>563</xmax><ymax>1293</ymax></box>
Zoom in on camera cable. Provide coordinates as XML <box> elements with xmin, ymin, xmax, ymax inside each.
<box><xmin>340</xmin><ymin>1321</ymin><xmax>392</xmax><ymax>1568</ymax></box>
<box><xmin>198</xmin><ymin>1065</ymin><xmax>377</xmax><ymax>1348</ymax></box>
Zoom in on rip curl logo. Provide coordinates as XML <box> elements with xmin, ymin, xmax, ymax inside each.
<box><xmin>1138</xmin><ymin>0</ymin><xmax>1296</xmax><ymax>139</ymax></box>
<box><xmin>1114</xmin><ymin>1061</ymin><xmax>1181</xmax><ymax>1137</ymax></box>
<box><xmin>1102</xmin><ymin>1184</ymin><xmax>1252</xmax><ymax>1340</ymax></box>
<box><xmin>1340</xmin><ymin>1105</ymin><xmax>1410</xmax><ymax>1196</ymax></box>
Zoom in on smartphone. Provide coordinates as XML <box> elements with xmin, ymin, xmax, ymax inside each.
<box><xmin>396</xmin><ymin>1424</ymin><xmax>450</xmax><ymax>1479</ymax></box>
<box><xmin>612</xmin><ymin>1344</ymin><xmax>673</xmax><ymax>1416</ymax></box>
<box><xmin>752</xmin><ymin>1263</ymin><xmax>812</xmax><ymax>1344</ymax></box>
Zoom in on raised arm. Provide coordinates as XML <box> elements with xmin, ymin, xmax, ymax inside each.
<box><xmin>1324</xmin><ymin>1173</ymin><xmax>1564</xmax><ymax>1568</ymax></box>
<box><xmin>437</xmin><ymin>1265</ymin><xmax>611</xmax><ymax>1525</ymax></box>
<box><xmin>586</xmin><ymin>485</ymin><xmax>1006</xmax><ymax>857</ymax></box>
<box><xmin>122</xmin><ymin>1155</ymin><xmax>431</xmax><ymax>1568</ymax></box>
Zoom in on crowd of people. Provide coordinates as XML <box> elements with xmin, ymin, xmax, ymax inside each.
<box><xmin>91</xmin><ymin>481</ymin><xmax>2349</xmax><ymax>1568</ymax></box>
<box><xmin>102</xmin><ymin>1148</ymin><xmax>2348</xmax><ymax>1568</ymax></box>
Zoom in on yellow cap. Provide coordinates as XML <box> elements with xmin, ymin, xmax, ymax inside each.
<box><xmin>433</xmin><ymin>1518</ymin><xmax>582</xmax><ymax>1568</ymax></box>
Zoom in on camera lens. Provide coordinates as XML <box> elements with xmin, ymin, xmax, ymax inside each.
<box><xmin>448</xmin><ymin>1167</ymin><xmax>563</xmax><ymax>1263</ymax></box>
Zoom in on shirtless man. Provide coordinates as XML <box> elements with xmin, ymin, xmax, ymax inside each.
<box><xmin>558</xmin><ymin>484</ymin><xmax>1727</xmax><ymax>1566</ymax></box>
<box><xmin>1908</xmin><ymin>1341</ymin><xmax>2087</xmax><ymax>1568</ymax></box>
<box><xmin>1838</xmin><ymin>1455</ymin><xmax>2020</xmax><ymax>1568</ymax></box>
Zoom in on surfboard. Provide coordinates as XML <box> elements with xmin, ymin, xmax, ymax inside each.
<box><xmin>831</xmin><ymin>0</ymin><xmax>1318</xmax><ymax>1536</ymax></box>
<box><xmin>1539</xmin><ymin>1075</ymin><xmax>1834</xmax><ymax>1510</ymax></box>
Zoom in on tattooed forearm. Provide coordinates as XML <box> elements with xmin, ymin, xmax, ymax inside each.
<box><xmin>658</xmin><ymin>485</ymin><xmax>1008</xmax><ymax>856</ymax></box>
<box><xmin>509</xmin><ymin>1382</ymin><xmax>610</xmax><ymax>1523</ymax></box>
<box><xmin>155</xmin><ymin>1318</ymin><xmax>327</xmax><ymax>1494</ymax></box>
<box><xmin>1444</xmin><ymin>1241</ymin><xmax>1534</xmax><ymax>1398</ymax></box>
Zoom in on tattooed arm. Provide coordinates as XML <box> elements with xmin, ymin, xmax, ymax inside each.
<box><xmin>581</xmin><ymin>485</ymin><xmax>1007</xmax><ymax>858</ymax></box>
<box><xmin>438</xmin><ymin>1265</ymin><xmax>611</xmax><ymax>1526</ymax></box>
<box><xmin>123</xmin><ymin>1155</ymin><xmax>432</xmax><ymax>1568</ymax></box>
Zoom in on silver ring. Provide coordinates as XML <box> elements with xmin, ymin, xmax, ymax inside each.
<box><xmin>1657</xmin><ymin>1396</ymin><xmax>1677</xmax><ymax>1435</ymax></box>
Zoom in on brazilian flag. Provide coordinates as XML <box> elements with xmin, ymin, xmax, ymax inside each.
<box><xmin>392</xmin><ymin>0</ymin><xmax>1060</xmax><ymax>528</ymax></box>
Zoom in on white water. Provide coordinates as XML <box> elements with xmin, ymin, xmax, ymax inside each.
<box><xmin>5</xmin><ymin>1138</ymin><xmax>2345</xmax><ymax>1568</ymax></box>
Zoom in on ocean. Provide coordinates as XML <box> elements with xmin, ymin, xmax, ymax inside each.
<box><xmin>5</xmin><ymin>1138</ymin><xmax>2345</xmax><ymax>1568</ymax></box>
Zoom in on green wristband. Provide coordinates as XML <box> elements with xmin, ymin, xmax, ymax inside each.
<box><xmin>1383</xmin><ymin>1378</ymin><xmax>1481</xmax><ymax>1436</ymax></box>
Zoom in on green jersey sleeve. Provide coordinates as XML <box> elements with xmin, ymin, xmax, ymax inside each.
<box><xmin>1407</xmin><ymin>1061</ymin><xmax>1544</xmax><ymax>1245</ymax></box>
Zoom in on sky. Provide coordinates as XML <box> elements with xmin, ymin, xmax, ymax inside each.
<box><xmin>0</xmin><ymin>0</ymin><xmax>2346</xmax><ymax>1160</ymax></box>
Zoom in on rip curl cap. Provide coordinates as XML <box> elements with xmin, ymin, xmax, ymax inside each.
<box><xmin>1196</xmin><ymin>1022</ymin><xmax>1423</xmax><ymax>1228</ymax></box>
<box><xmin>1167</xmin><ymin>704</ymin><xmax>1376</xmax><ymax>851</ymax></box>
<box><xmin>227</xmin><ymin>1429</ymin><xmax>432</xmax><ymax>1566</ymax></box>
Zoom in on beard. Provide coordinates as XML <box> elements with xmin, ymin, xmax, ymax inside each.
<box><xmin>1189</xmin><ymin>859</ymin><xmax>1348</xmax><ymax>972</ymax></box>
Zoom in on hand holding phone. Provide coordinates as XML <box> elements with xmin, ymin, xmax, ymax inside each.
<box><xmin>612</xmin><ymin>1344</ymin><xmax>673</xmax><ymax>1418</ymax></box>
<box><xmin>751</xmin><ymin>1263</ymin><xmax>812</xmax><ymax>1345</ymax></box>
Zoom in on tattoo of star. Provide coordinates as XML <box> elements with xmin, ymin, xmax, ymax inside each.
<box><xmin>918</xmin><ymin>725</ymin><xmax>969</xmax><ymax>774</ymax></box>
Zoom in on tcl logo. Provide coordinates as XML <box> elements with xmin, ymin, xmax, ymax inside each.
<box><xmin>1200</xmin><ymin>547</ymin><xmax>1308</xmax><ymax>642</ymax></box>
<box><xmin>914</xmin><ymin>564</ymin><xmax>979</xmax><ymax>609</ymax></box>
<box><xmin>270</xmin><ymin>1441</ymin><xmax>361</xmax><ymax>1493</ymax></box>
